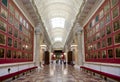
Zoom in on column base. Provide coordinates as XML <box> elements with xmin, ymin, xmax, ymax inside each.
<box><xmin>74</xmin><ymin>64</ymin><xmax>80</xmax><ymax>69</ymax></box>
<box><xmin>37</xmin><ymin>66</ymin><xmax>41</xmax><ymax>69</ymax></box>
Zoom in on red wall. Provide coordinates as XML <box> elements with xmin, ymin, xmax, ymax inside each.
<box><xmin>84</xmin><ymin>0</ymin><xmax>120</xmax><ymax>63</ymax></box>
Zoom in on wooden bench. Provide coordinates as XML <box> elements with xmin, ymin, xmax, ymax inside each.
<box><xmin>0</xmin><ymin>66</ymin><xmax>37</xmax><ymax>81</ymax></box>
<box><xmin>80</xmin><ymin>66</ymin><xmax>120</xmax><ymax>81</ymax></box>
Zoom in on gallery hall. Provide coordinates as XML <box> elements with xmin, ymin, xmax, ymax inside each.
<box><xmin>0</xmin><ymin>0</ymin><xmax>120</xmax><ymax>82</ymax></box>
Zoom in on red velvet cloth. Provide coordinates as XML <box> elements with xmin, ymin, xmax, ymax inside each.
<box><xmin>0</xmin><ymin>66</ymin><xmax>37</xmax><ymax>81</ymax></box>
<box><xmin>80</xmin><ymin>66</ymin><xmax>120</xmax><ymax>81</ymax></box>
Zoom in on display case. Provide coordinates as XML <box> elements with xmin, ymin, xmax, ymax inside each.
<box><xmin>0</xmin><ymin>0</ymin><xmax>34</xmax><ymax>64</ymax></box>
<box><xmin>84</xmin><ymin>0</ymin><xmax>120</xmax><ymax>63</ymax></box>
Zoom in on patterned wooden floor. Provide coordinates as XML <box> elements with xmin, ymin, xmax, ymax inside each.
<box><xmin>12</xmin><ymin>64</ymin><xmax>106</xmax><ymax>82</ymax></box>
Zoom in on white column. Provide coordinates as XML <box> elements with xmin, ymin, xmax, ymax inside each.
<box><xmin>77</xmin><ymin>31</ymin><xmax>83</xmax><ymax>66</ymax></box>
<box><xmin>74</xmin><ymin>46</ymin><xmax>79</xmax><ymax>68</ymax></box>
<box><xmin>65</xmin><ymin>45</ymin><xmax>68</xmax><ymax>64</ymax></box>
<box><xmin>40</xmin><ymin>46</ymin><xmax>43</xmax><ymax>67</ymax></box>
<box><xmin>81</xmin><ymin>30</ymin><xmax>85</xmax><ymax>63</ymax></box>
<box><xmin>49</xmin><ymin>45</ymin><xmax>52</xmax><ymax>64</ymax></box>
<box><xmin>35</xmin><ymin>27</ymin><xmax>41</xmax><ymax>69</ymax></box>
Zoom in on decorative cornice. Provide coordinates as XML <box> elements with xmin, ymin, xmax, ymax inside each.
<box><xmin>82</xmin><ymin>0</ymin><xmax>105</xmax><ymax>27</ymax></box>
<box><xmin>13</xmin><ymin>0</ymin><xmax>35</xmax><ymax>27</ymax></box>
<box><xmin>64</xmin><ymin>0</ymin><xmax>85</xmax><ymax>48</ymax></box>
<box><xmin>31</xmin><ymin>0</ymin><xmax>51</xmax><ymax>45</ymax></box>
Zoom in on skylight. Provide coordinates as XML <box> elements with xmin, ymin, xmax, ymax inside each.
<box><xmin>54</xmin><ymin>37</ymin><xmax>62</xmax><ymax>42</ymax></box>
<box><xmin>51</xmin><ymin>17</ymin><xmax>65</xmax><ymax>28</ymax></box>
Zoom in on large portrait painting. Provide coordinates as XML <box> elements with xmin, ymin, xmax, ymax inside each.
<box><xmin>8</xmin><ymin>37</ymin><xmax>12</xmax><ymax>47</ymax></box>
<box><xmin>116</xmin><ymin>47</ymin><xmax>120</xmax><ymax>58</ymax></box>
<box><xmin>113</xmin><ymin>19</ymin><xmax>120</xmax><ymax>31</ymax></box>
<box><xmin>108</xmin><ymin>49</ymin><xmax>113</xmax><ymax>58</ymax></box>
<box><xmin>0</xmin><ymin>48</ymin><xmax>4</xmax><ymax>58</ymax></box>
<box><xmin>0</xmin><ymin>33</ymin><xmax>6</xmax><ymax>45</ymax></box>
<box><xmin>112</xmin><ymin>7</ymin><xmax>119</xmax><ymax>19</ymax></box>
<box><xmin>1</xmin><ymin>7</ymin><xmax>7</xmax><ymax>19</ymax></box>
<box><xmin>0</xmin><ymin>20</ymin><xmax>6</xmax><ymax>32</ymax></box>
<box><xmin>6</xmin><ymin>50</ymin><xmax>12</xmax><ymax>58</ymax></box>
<box><xmin>115</xmin><ymin>33</ymin><xmax>120</xmax><ymax>44</ymax></box>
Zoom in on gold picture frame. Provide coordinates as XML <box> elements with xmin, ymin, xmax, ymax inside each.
<box><xmin>113</xmin><ymin>19</ymin><xmax>120</xmax><ymax>31</ymax></box>
<box><xmin>8</xmin><ymin>26</ymin><xmax>13</xmax><ymax>35</ymax></box>
<box><xmin>106</xmin><ymin>13</ymin><xmax>110</xmax><ymax>24</ymax></box>
<box><xmin>12</xmin><ymin>51</ymin><xmax>17</xmax><ymax>58</ymax></box>
<box><xmin>102</xmin><ymin>39</ymin><xmax>106</xmax><ymax>48</ymax></box>
<box><xmin>97</xmin><ymin>42</ymin><xmax>101</xmax><ymax>49</ymax></box>
<box><xmin>101</xmin><ymin>29</ymin><xmax>105</xmax><ymax>38</ymax></box>
<box><xmin>108</xmin><ymin>49</ymin><xmax>113</xmax><ymax>58</ymax></box>
<box><xmin>116</xmin><ymin>47</ymin><xmax>120</xmax><ymax>58</ymax></box>
<box><xmin>98</xmin><ymin>51</ymin><xmax>101</xmax><ymax>58</ymax></box>
<box><xmin>115</xmin><ymin>33</ymin><xmax>120</xmax><ymax>44</ymax></box>
<box><xmin>0</xmin><ymin>20</ymin><xmax>6</xmax><ymax>32</ymax></box>
<box><xmin>102</xmin><ymin>50</ymin><xmax>106</xmax><ymax>58</ymax></box>
<box><xmin>111</xmin><ymin>0</ymin><xmax>118</xmax><ymax>7</ymax></box>
<box><xmin>107</xmin><ymin>37</ymin><xmax>112</xmax><ymax>46</ymax></box>
<box><xmin>99</xmin><ymin>10</ymin><xmax>104</xmax><ymax>19</ymax></box>
<box><xmin>112</xmin><ymin>7</ymin><xmax>119</xmax><ymax>19</ymax></box>
<box><xmin>14</xmin><ymin>40</ymin><xmax>17</xmax><ymax>48</ymax></box>
<box><xmin>1</xmin><ymin>7</ymin><xmax>7</xmax><ymax>19</ymax></box>
<box><xmin>14</xmin><ymin>30</ymin><xmax>18</xmax><ymax>38</ymax></box>
<box><xmin>0</xmin><ymin>33</ymin><xmax>6</xmax><ymax>45</ymax></box>
<box><xmin>0</xmin><ymin>48</ymin><xmax>4</xmax><ymax>58</ymax></box>
<box><xmin>104</xmin><ymin>1</ymin><xmax>110</xmax><ymax>13</ymax></box>
<box><xmin>9</xmin><ymin>14</ymin><xmax>14</xmax><ymax>24</ymax></box>
<box><xmin>6</xmin><ymin>50</ymin><xmax>12</xmax><ymax>58</ymax></box>
<box><xmin>106</xmin><ymin>25</ymin><xmax>111</xmax><ymax>34</ymax></box>
<box><xmin>9</xmin><ymin>4</ymin><xmax>14</xmax><ymax>14</ymax></box>
<box><xmin>8</xmin><ymin>37</ymin><xmax>12</xmax><ymax>47</ymax></box>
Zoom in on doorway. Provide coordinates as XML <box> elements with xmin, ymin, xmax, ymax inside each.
<box><xmin>53</xmin><ymin>50</ymin><xmax>63</xmax><ymax>64</ymax></box>
<box><xmin>67</xmin><ymin>51</ymin><xmax>73</xmax><ymax>65</ymax></box>
<box><xmin>44</xmin><ymin>51</ymin><xmax>49</xmax><ymax>65</ymax></box>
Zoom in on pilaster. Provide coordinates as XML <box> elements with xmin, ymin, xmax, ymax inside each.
<box><xmin>77</xmin><ymin>30</ymin><xmax>83</xmax><ymax>66</ymax></box>
<box><xmin>35</xmin><ymin>26</ymin><xmax>41</xmax><ymax>69</ymax></box>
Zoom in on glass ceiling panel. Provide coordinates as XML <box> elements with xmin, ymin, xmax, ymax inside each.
<box><xmin>54</xmin><ymin>37</ymin><xmax>62</xmax><ymax>42</ymax></box>
<box><xmin>51</xmin><ymin>17</ymin><xmax>65</xmax><ymax>28</ymax></box>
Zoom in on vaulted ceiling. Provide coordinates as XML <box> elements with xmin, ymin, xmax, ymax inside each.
<box><xmin>18</xmin><ymin>0</ymin><xmax>101</xmax><ymax>50</ymax></box>
<box><xmin>34</xmin><ymin>0</ymin><xmax>83</xmax><ymax>49</ymax></box>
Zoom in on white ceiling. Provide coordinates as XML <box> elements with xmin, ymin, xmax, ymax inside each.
<box><xmin>34</xmin><ymin>0</ymin><xmax>83</xmax><ymax>49</ymax></box>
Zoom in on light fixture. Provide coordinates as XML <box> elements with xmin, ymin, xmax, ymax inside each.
<box><xmin>71</xmin><ymin>45</ymin><xmax>78</xmax><ymax>47</ymax></box>
<box><xmin>40</xmin><ymin>45</ymin><xmax>47</xmax><ymax>47</ymax></box>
